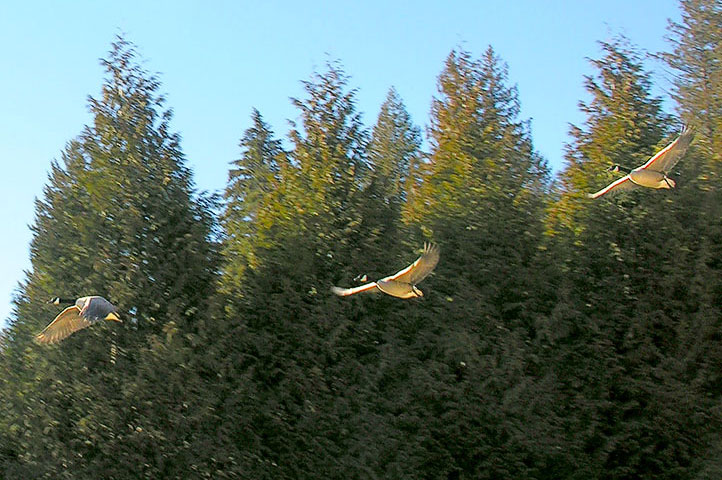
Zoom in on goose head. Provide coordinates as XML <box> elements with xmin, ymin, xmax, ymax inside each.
<box><xmin>607</xmin><ymin>164</ymin><xmax>632</xmax><ymax>174</ymax></box>
<box><xmin>353</xmin><ymin>273</ymin><xmax>368</xmax><ymax>283</ymax></box>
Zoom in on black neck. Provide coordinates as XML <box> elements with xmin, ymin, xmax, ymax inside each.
<box><xmin>52</xmin><ymin>297</ymin><xmax>76</xmax><ymax>305</ymax></box>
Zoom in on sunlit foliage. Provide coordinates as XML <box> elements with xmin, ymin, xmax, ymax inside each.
<box><xmin>0</xmin><ymin>1</ymin><xmax>721</xmax><ymax>476</ymax></box>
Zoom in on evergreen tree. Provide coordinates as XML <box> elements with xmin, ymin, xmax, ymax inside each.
<box><xmin>663</xmin><ymin>1</ymin><xmax>722</xmax><ymax>475</ymax></box>
<box><xmin>2</xmin><ymin>12</ymin><xmax>721</xmax><ymax>477</ymax></box>
<box><xmin>548</xmin><ymin>38</ymin><xmax>714</xmax><ymax>478</ymax></box>
<box><xmin>664</xmin><ymin>0</ymin><xmax>722</xmax><ymax>168</ymax></box>
<box><xmin>287</xmin><ymin>61</ymin><xmax>367</xmax><ymax>251</ymax></box>
<box><xmin>360</xmin><ymin>87</ymin><xmax>422</xmax><ymax>273</ymax></box>
<box><xmin>216</xmin><ymin>62</ymin><xmax>377</xmax><ymax>477</ymax></box>
<box><xmin>414</xmin><ymin>46</ymin><xmax>549</xmax><ymax>327</ymax></box>
<box><xmin>548</xmin><ymin>38</ymin><xmax>670</xmax><ymax>236</ymax></box>
<box><xmin>387</xmin><ymin>46</ymin><xmax>554</xmax><ymax>478</ymax></box>
<box><xmin>222</xmin><ymin>109</ymin><xmax>283</xmax><ymax>287</ymax></box>
<box><xmin>367</xmin><ymin>88</ymin><xmax>420</xmax><ymax>211</ymax></box>
<box><xmin>0</xmin><ymin>37</ymin><xmax>219</xmax><ymax>478</ymax></box>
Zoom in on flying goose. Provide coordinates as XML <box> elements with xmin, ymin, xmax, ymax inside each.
<box><xmin>588</xmin><ymin>127</ymin><xmax>694</xmax><ymax>199</ymax></box>
<box><xmin>332</xmin><ymin>243</ymin><xmax>440</xmax><ymax>299</ymax></box>
<box><xmin>35</xmin><ymin>296</ymin><xmax>121</xmax><ymax>344</ymax></box>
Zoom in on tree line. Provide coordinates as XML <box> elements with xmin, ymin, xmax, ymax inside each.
<box><xmin>0</xmin><ymin>0</ymin><xmax>720</xmax><ymax>477</ymax></box>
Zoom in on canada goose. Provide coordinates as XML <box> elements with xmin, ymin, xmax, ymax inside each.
<box><xmin>332</xmin><ymin>243</ymin><xmax>440</xmax><ymax>299</ymax></box>
<box><xmin>588</xmin><ymin>127</ymin><xmax>694</xmax><ymax>199</ymax></box>
<box><xmin>35</xmin><ymin>296</ymin><xmax>122</xmax><ymax>344</ymax></box>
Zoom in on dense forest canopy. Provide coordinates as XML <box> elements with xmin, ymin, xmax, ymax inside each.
<box><xmin>0</xmin><ymin>1</ymin><xmax>720</xmax><ymax>478</ymax></box>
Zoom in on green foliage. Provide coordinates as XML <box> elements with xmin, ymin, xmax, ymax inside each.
<box><xmin>392</xmin><ymin>46</ymin><xmax>557</xmax><ymax>478</ymax></box>
<box><xmin>0</xmin><ymin>37</ymin><xmax>220</xmax><ymax>478</ymax></box>
<box><xmin>361</xmin><ymin>87</ymin><xmax>422</xmax><ymax>272</ymax></box>
<box><xmin>222</xmin><ymin>109</ymin><xmax>284</xmax><ymax>287</ymax></box>
<box><xmin>664</xmin><ymin>0</ymin><xmax>722</xmax><ymax>168</ymax></box>
<box><xmin>2</xmin><ymin>3</ymin><xmax>722</xmax><ymax>476</ymax></box>
<box><xmin>548</xmin><ymin>36</ymin><xmax>721</xmax><ymax>478</ymax></box>
<box><xmin>548</xmin><ymin>38</ymin><xmax>670</xmax><ymax>236</ymax></box>
<box><xmin>663</xmin><ymin>4</ymin><xmax>722</xmax><ymax>475</ymax></box>
<box><xmin>367</xmin><ymin>87</ymin><xmax>421</xmax><ymax>208</ymax></box>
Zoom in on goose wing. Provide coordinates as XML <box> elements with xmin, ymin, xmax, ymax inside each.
<box><xmin>35</xmin><ymin>306</ymin><xmax>92</xmax><ymax>344</ymax></box>
<box><xmin>588</xmin><ymin>175</ymin><xmax>640</xmax><ymax>199</ymax></box>
<box><xmin>331</xmin><ymin>282</ymin><xmax>380</xmax><ymax>297</ymax></box>
<box><xmin>385</xmin><ymin>243</ymin><xmax>440</xmax><ymax>285</ymax></box>
<box><xmin>638</xmin><ymin>127</ymin><xmax>694</xmax><ymax>174</ymax></box>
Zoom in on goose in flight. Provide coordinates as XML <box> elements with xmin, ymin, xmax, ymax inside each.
<box><xmin>588</xmin><ymin>127</ymin><xmax>694</xmax><ymax>199</ymax></box>
<box><xmin>332</xmin><ymin>243</ymin><xmax>440</xmax><ymax>299</ymax></box>
<box><xmin>35</xmin><ymin>296</ymin><xmax>121</xmax><ymax>344</ymax></box>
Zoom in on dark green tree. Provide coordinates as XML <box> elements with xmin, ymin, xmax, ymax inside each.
<box><xmin>548</xmin><ymin>38</ymin><xmax>714</xmax><ymax>478</ymax></box>
<box><xmin>367</xmin><ymin>88</ymin><xmax>420</xmax><ymax>211</ymax></box>
<box><xmin>663</xmin><ymin>0</ymin><xmax>722</xmax><ymax>169</ymax></box>
<box><xmin>216</xmin><ymin>61</ymin><xmax>379</xmax><ymax>478</ymax></box>
<box><xmin>287</xmin><ymin>61</ymin><xmax>367</xmax><ymax>250</ymax></box>
<box><xmin>548</xmin><ymin>38</ymin><xmax>669</xmax><ymax>236</ymax></box>
<box><xmin>2</xmin><ymin>12</ymin><xmax>721</xmax><ymax>478</ymax></box>
<box><xmin>413</xmin><ymin>46</ymin><xmax>550</xmax><ymax>329</ymax></box>
<box><xmin>358</xmin><ymin>87</ymin><xmax>422</xmax><ymax>274</ymax></box>
<box><xmin>0</xmin><ymin>37</ymin><xmax>220</xmax><ymax>478</ymax></box>
<box><xmin>386</xmin><ymin>46</ymin><xmax>556</xmax><ymax>478</ymax></box>
<box><xmin>663</xmin><ymin>1</ymin><xmax>722</xmax><ymax>475</ymax></box>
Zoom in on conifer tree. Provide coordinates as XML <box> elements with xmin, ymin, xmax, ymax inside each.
<box><xmin>663</xmin><ymin>1</ymin><xmax>722</xmax><ymax>474</ymax></box>
<box><xmin>548</xmin><ymin>38</ymin><xmax>715</xmax><ymax>477</ymax></box>
<box><xmin>664</xmin><ymin>0</ymin><xmax>722</xmax><ymax>168</ymax></box>
<box><xmin>359</xmin><ymin>87</ymin><xmax>422</xmax><ymax>271</ymax></box>
<box><xmin>222</xmin><ymin>109</ymin><xmax>283</xmax><ymax>286</ymax></box>
<box><xmin>216</xmin><ymin>62</ymin><xmax>377</xmax><ymax>477</ymax></box>
<box><xmin>412</xmin><ymin>46</ymin><xmax>549</xmax><ymax>322</ymax></box>
<box><xmin>386</xmin><ymin>46</ymin><xmax>554</xmax><ymax>478</ymax></box>
<box><xmin>287</xmin><ymin>61</ymin><xmax>367</xmax><ymax>253</ymax></box>
<box><xmin>0</xmin><ymin>37</ymin><xmax>219</xmax><ymax>478</ymax></box>
<box><xmin>547</xmin><ymin>39</ymin><xmax>670</xmax><ymax>235</ymax></box>
<box><xmin>367</xmin><ymin>88</ymin><xmax>420</xmax><ymax>211</ymax></box>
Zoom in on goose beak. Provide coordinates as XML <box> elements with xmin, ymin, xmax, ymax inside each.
<box><xmin>105</xmin><ymin>312</ymin><xmax>122</xmax><ymax>322</ymax></box>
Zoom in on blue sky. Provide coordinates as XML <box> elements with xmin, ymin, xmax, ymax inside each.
<box><xmin>0</xmin><ymin>1</ymin><xmax>681</xmax><ymax>325</ymax></box>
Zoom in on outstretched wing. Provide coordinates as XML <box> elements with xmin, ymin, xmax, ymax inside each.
<box><xmin>35</xmin><ymin>306</ymin><xmax>92</xmax><ymax>344</ymax></box>
<box><xmin>331</xmin><ymin>282</ymin><xmax>380</xmax><ymax>297</ymax></box>
<box><xmin>588</xmin><ymin>175</ymin><xmax>640</xmax><ymax>199</ymax></box>
<box><xmin>638</xmin><ymin>127</ymin><xmax>694</xmax><ymax>174</ymax></box>
<box><xmin>385</xmin><ymin>243</ymin><xmax>440</xmax><ymax>285</ymax></box>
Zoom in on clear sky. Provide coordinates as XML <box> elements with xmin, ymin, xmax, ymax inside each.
<box><xmin>0</xmin><ymin>0</ymin><xmax>681</xmax><ymax>325</ymax></box>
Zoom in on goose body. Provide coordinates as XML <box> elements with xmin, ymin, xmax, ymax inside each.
<box><xmin>36</xmin><ymin>296</ymin><xmax>121</xmax><ymax>344</ymax></box>
<box><xmin>332</xmin><ymin>243</ymin><xmax>440</xmax><ymax>299</ymax></box>
<box><xmin>628</xmin><ymin>167</ymin><xmax>675</xmax><ymax>189</ymax></box>
<box><xmin>589</xmin><ymin>127</ymin><xmax>693</xmax><ymax>199</ymax></box>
